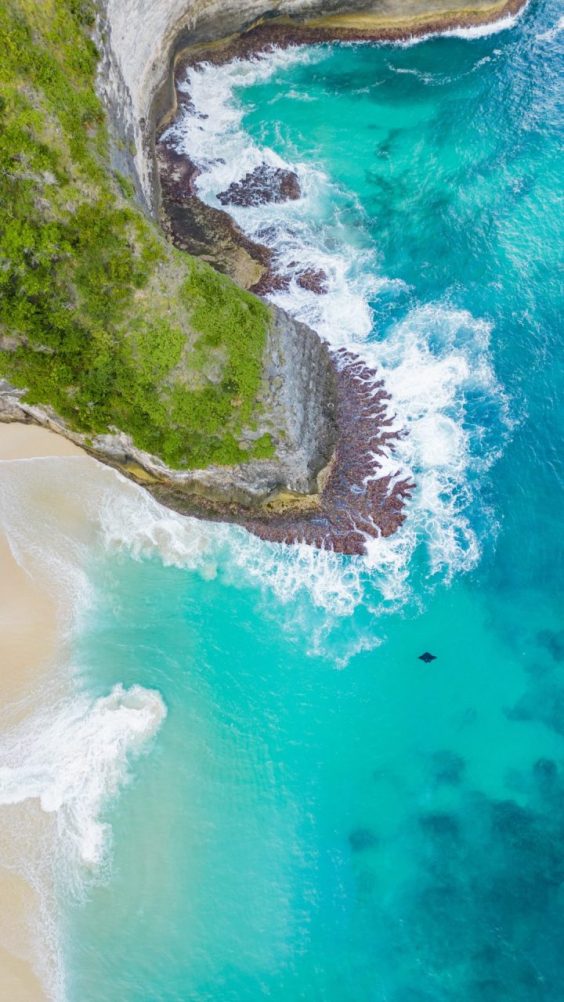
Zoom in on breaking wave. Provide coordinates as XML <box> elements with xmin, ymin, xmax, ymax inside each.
<box><xmin>162</xmin><ymin>43</ymin><xmax>513</xmax><ymax>612</ymax></box>
<box><xmin>0</xmin><ymin>683</ymin><xmax>166</xmax><ymax>880</ymax></box>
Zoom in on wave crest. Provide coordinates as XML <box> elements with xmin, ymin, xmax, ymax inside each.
<box><xmin>0</xmin><ymin>684</ymin><xmax>166</xmax><ymax>882</ymax></box>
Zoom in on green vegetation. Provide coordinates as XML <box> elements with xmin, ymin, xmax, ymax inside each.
<box><xmin>0</xmin><ymin>0</ymin><xmax>274</xmax><ymax>468</ymax></box>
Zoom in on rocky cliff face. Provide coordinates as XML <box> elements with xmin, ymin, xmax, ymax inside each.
<box><xmin>98</xmin><ymin>0</ymin><xmax>516</xmax><ymax>215</ymax></box>
<box><xmin>2</xmin><ymin>0</ymin><xmax>514</xmax><ymax>549</ymax></box>
<box><xmin>1</xmin><ymin>306</ymin><xmax>337</xmax><ymax>506</ymax></box>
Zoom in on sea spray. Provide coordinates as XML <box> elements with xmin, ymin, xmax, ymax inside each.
<box><xmin>165</xmin><ymin>45</ymin><xmax>513</xmax><ymax>601</ymax></box>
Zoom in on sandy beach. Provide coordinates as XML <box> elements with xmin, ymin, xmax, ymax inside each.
<box><xmin>0</xmin><ymin>423</ymin><xmax>84</xmax><ymax>1002</ymax></box>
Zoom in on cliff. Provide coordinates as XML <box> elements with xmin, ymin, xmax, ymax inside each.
<box><xmin>1</xmin><ymin>0</ymin><xmax>516</xmax><ymax>549</ymax></box>
<box><xmin>0</xmin><ymin>0</ymin><xmax>336</xmax><ymax>518</ymax></box>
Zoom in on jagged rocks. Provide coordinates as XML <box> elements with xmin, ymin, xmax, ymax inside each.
<box><xmin>217</xmin><ymin>165</ymin><xmax>301</xmax><ymax>207</ymax></box>
<box><xmin>296</xmin><ymin>268</ymin><xmax>328</xmax><ymax>294</ymax></box>
<box><xmin>156</xmin><ymin>141</ymin><xmax>272</xmax><ymax>290</ymax></box>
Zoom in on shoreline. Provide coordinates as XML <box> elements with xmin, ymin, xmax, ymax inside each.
<box><xmin>0</xmin><ymin>424</ymin><xmax>84</xmax><ymax>1002</ymax></box>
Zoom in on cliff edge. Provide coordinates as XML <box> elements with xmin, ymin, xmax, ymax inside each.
<box><xmin>0</xmin><ymin>0</ymin><xmax>337</xmax><ymax>521</ymax></box>
<box><xmin>1</xmin><ymin>0</ymin><xmax>519</xmax><ymax>550</ymax></box>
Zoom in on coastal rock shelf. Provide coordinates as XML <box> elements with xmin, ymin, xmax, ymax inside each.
<box><xmin>242</xmin><ymin>352</ymin><xmax>415</xmax><ymax>554</ymax></box>
<box><xmin>136</xmin><ymin>351</ymin><xmax>414</xmax><ymax>553</ymax></box>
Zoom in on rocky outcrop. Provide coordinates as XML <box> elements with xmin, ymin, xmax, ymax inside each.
<box><xmin>1</xmin><ymin>339</ymin><xmax>414</xmax><ymax>552</ymax></box>
<box><xmin>296</xmin><ymin>268</ymin><xmax>329</xmax><ymax>294</ymax></box>
<box><xmin>0</xmin><ymin>302</ymin><xmax>336</xmax><ymax>501</ymax></box>
<box><xmin>156</xmin><ymin>141</ymin><xmax>273</xmax><ymax>290</ymax></box>
<box><xmin>217</xmin><ymin>166</ymin><xmax>301</xmax><ymax>207</ymax></box>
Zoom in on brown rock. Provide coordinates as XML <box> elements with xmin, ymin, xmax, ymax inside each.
<box><xmin>296</xmin><ymin>268</ymin><xmax>328</xmax><ymax>294</ymax></box>
<box><xmin>217</xmin><ymin>164</ymin><xmax>301</xmax><ymax>207</ymax></box>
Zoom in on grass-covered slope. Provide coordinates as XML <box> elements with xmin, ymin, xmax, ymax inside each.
<box><xmin>0</xmin><ymin>0</ymin><xmax>274</xmax><ymax>468</ymax></box>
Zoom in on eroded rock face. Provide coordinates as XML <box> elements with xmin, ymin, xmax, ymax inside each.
<box><xmin>157</xmin><ymin>140</ymin><xmax>272</xmax><ymax>290</ymax></box>
<box><xmin>0</xmin><ymin>342</ymin><xmax>414</xmax><ymax>555</ymax></box>
<box><xmin>217</xmin><ymin>165</ymin><xmax>301</xmax><ymax>207</ymax></box>
<box><xmin>0</xmin><ymin>302</ymin><xmax>338</xmax><ymax>506</ymax></box>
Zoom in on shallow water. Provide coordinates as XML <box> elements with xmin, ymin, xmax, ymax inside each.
<box><xmin>2</xmin><ymin>2</ymin><xmax>563</xmax><ymax>999</ymax></box>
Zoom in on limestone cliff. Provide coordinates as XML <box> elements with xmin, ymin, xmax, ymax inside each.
<box><xmin>1</xmin><ymin>308</ymin><xmax>336</xmax><ymax>504</ymax></box>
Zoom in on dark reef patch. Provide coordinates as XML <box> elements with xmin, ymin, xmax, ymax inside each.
<box><xmin>537</xmin><ymin>629</ymin><xmax>564</xmax><ymax>662</ymax></box>
<box><xmin>348</xmin><ymin>827</ymin><xmax>379</xmax><ymax>852</ymax></box>
<box><xmin>431</xmin><ymin>750</ymin><xmax>465</xmax><ymax>786</ymax></box>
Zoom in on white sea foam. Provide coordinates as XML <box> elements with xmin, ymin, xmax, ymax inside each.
<box><xmin>0</xmin><ymin>684</ymin><xmax>166</xmax><ymax>879</ymax></box>
<box><xmin>392</xmin><ymin>6</ymin><xmax>527</xmax><ymax>46</ymax></box>
<box><xmin>434</xmin><ymin>11</ymin><xmax>524</xmax><ymax>40</ymax></box>
<box><xmin>1</xmin><ymin>454</ymin><xmax>369</xmax><ymax>620</ymax></box>
<box><xmin>167</xmin><ymin>46</ymin><xmax>386</xmax><ymax>348</ymax></box>
<box><xmin>97</xmin><ymin>465</ymin><xmax>367</xmax><ymax>617</ymax></box>
<box><xmin>363</xmin><ymin>305</ymin><xmax>509</xmax><ymax>579</ymax></box>
<box><xmin>536</xmin><ymin>14</ymin><xmax>564</xmax><ymax>42</ymax></box>
<box><xmin>163</xmin><ymin>47</ymin><xmax>512</xmax><ymax>611</ymax></box>
<box><xmin>0</xmin><ymin>458</ymin><xmax>168</xmax><ymax>999</ymax></box>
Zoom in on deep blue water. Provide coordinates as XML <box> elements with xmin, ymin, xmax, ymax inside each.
<box><xmin>54</xmin><ymin>4</ymin><xmax>564</xmax><ymax>999</ymax></box>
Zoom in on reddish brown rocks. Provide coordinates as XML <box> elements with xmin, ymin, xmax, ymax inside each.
<box><xmin>242</xmin><ymin>350</ymin><xmax>414</xmax><ymax>554</ymax></box>
<box><xmin>147</xmin><ymin>350</ymin><xmax>414</xmax><ymax>556</ymax></box>
<box><xmin>217</xmin><ymin>164</ymin><xmax>301</xmax><ymax>207</ymax></box>
<box><xmin>296</xmin><ymin>268</ymin><xmax>328</xmax><ymax>294</ymax></box>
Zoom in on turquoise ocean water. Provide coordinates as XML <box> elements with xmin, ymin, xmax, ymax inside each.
<box><xmin>4</xmin><ymin>3</ymin><xmax>564</xmax><ymax>999</ymax></box>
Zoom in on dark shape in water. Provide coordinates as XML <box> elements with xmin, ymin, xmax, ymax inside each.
<box><xmin>533</xmin><ymin>757</ymin><xmax>557</xmax><ymax>781</ymax></box>
<box><xmin>348</xmin><ymin>828</ymin><xmax>379</xmax><ymax>852</ymax></box>
<box><xmin>432</xmin><ymin>750</ymin><xmax>465</xmax><ymax>785</ymax></box>
<box><xmin>419</xmin><ymin>812</ymin><xmax>460</xmax><ymax>840</ymax></box>
<box><xmin>537</xmin><ymin>629</ymin><xmax>564</xmax><ymax>663</ymax></box>
<box><xmin>419</xmin><ymin>652</ymin><xmax>437</xmax><ymax>663</ymax></box>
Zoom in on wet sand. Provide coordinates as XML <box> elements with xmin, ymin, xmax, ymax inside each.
<box><xmin>0</xmin><ymin>423</ymin><xmax>84</xmax><ymax>1002</ymax></box>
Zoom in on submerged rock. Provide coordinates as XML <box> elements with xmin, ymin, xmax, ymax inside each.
<box><xmin>296</xmin><ymin>268</ymin><xmax>329</xmax><ymax>294</ymax></box>
<box><xmin>217</xmin><ymin>165</ymin><xmax>301</xmax><ymax>207</ymax></box>
<box><xmin>348</xmin><ymin>828</ymin><xmax>379</xmax><ymax>852</ymax></box>
<box><xmin>432</xmin><ymin>750</ymin><xmax>465</xmax><ymax>786</ymax></box>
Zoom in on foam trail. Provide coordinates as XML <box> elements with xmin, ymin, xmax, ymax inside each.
<box><xmin>1</xmin><ymin>453</ymin><xmax>370</xmax><ymax>620</ymax></box>
<box><xmin>438</xmin><ymin>7</ymin><xmax>527</xmax><ymax>40</ymax></box>
<box><xmin>0</xmin><ymin>458</ymin><xmax>169</xmax><ymax>999</ymax></box>
<box><xmin>536</xmin><ymin>14</ymin><xmax>564</xmax><ymax>41</ymax></box>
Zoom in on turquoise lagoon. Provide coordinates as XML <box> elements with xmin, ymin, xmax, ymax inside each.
<box><xmin>5</xmin><ymin>2</ymin><xmax>564</xmax><ymax>999</ymax></box>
